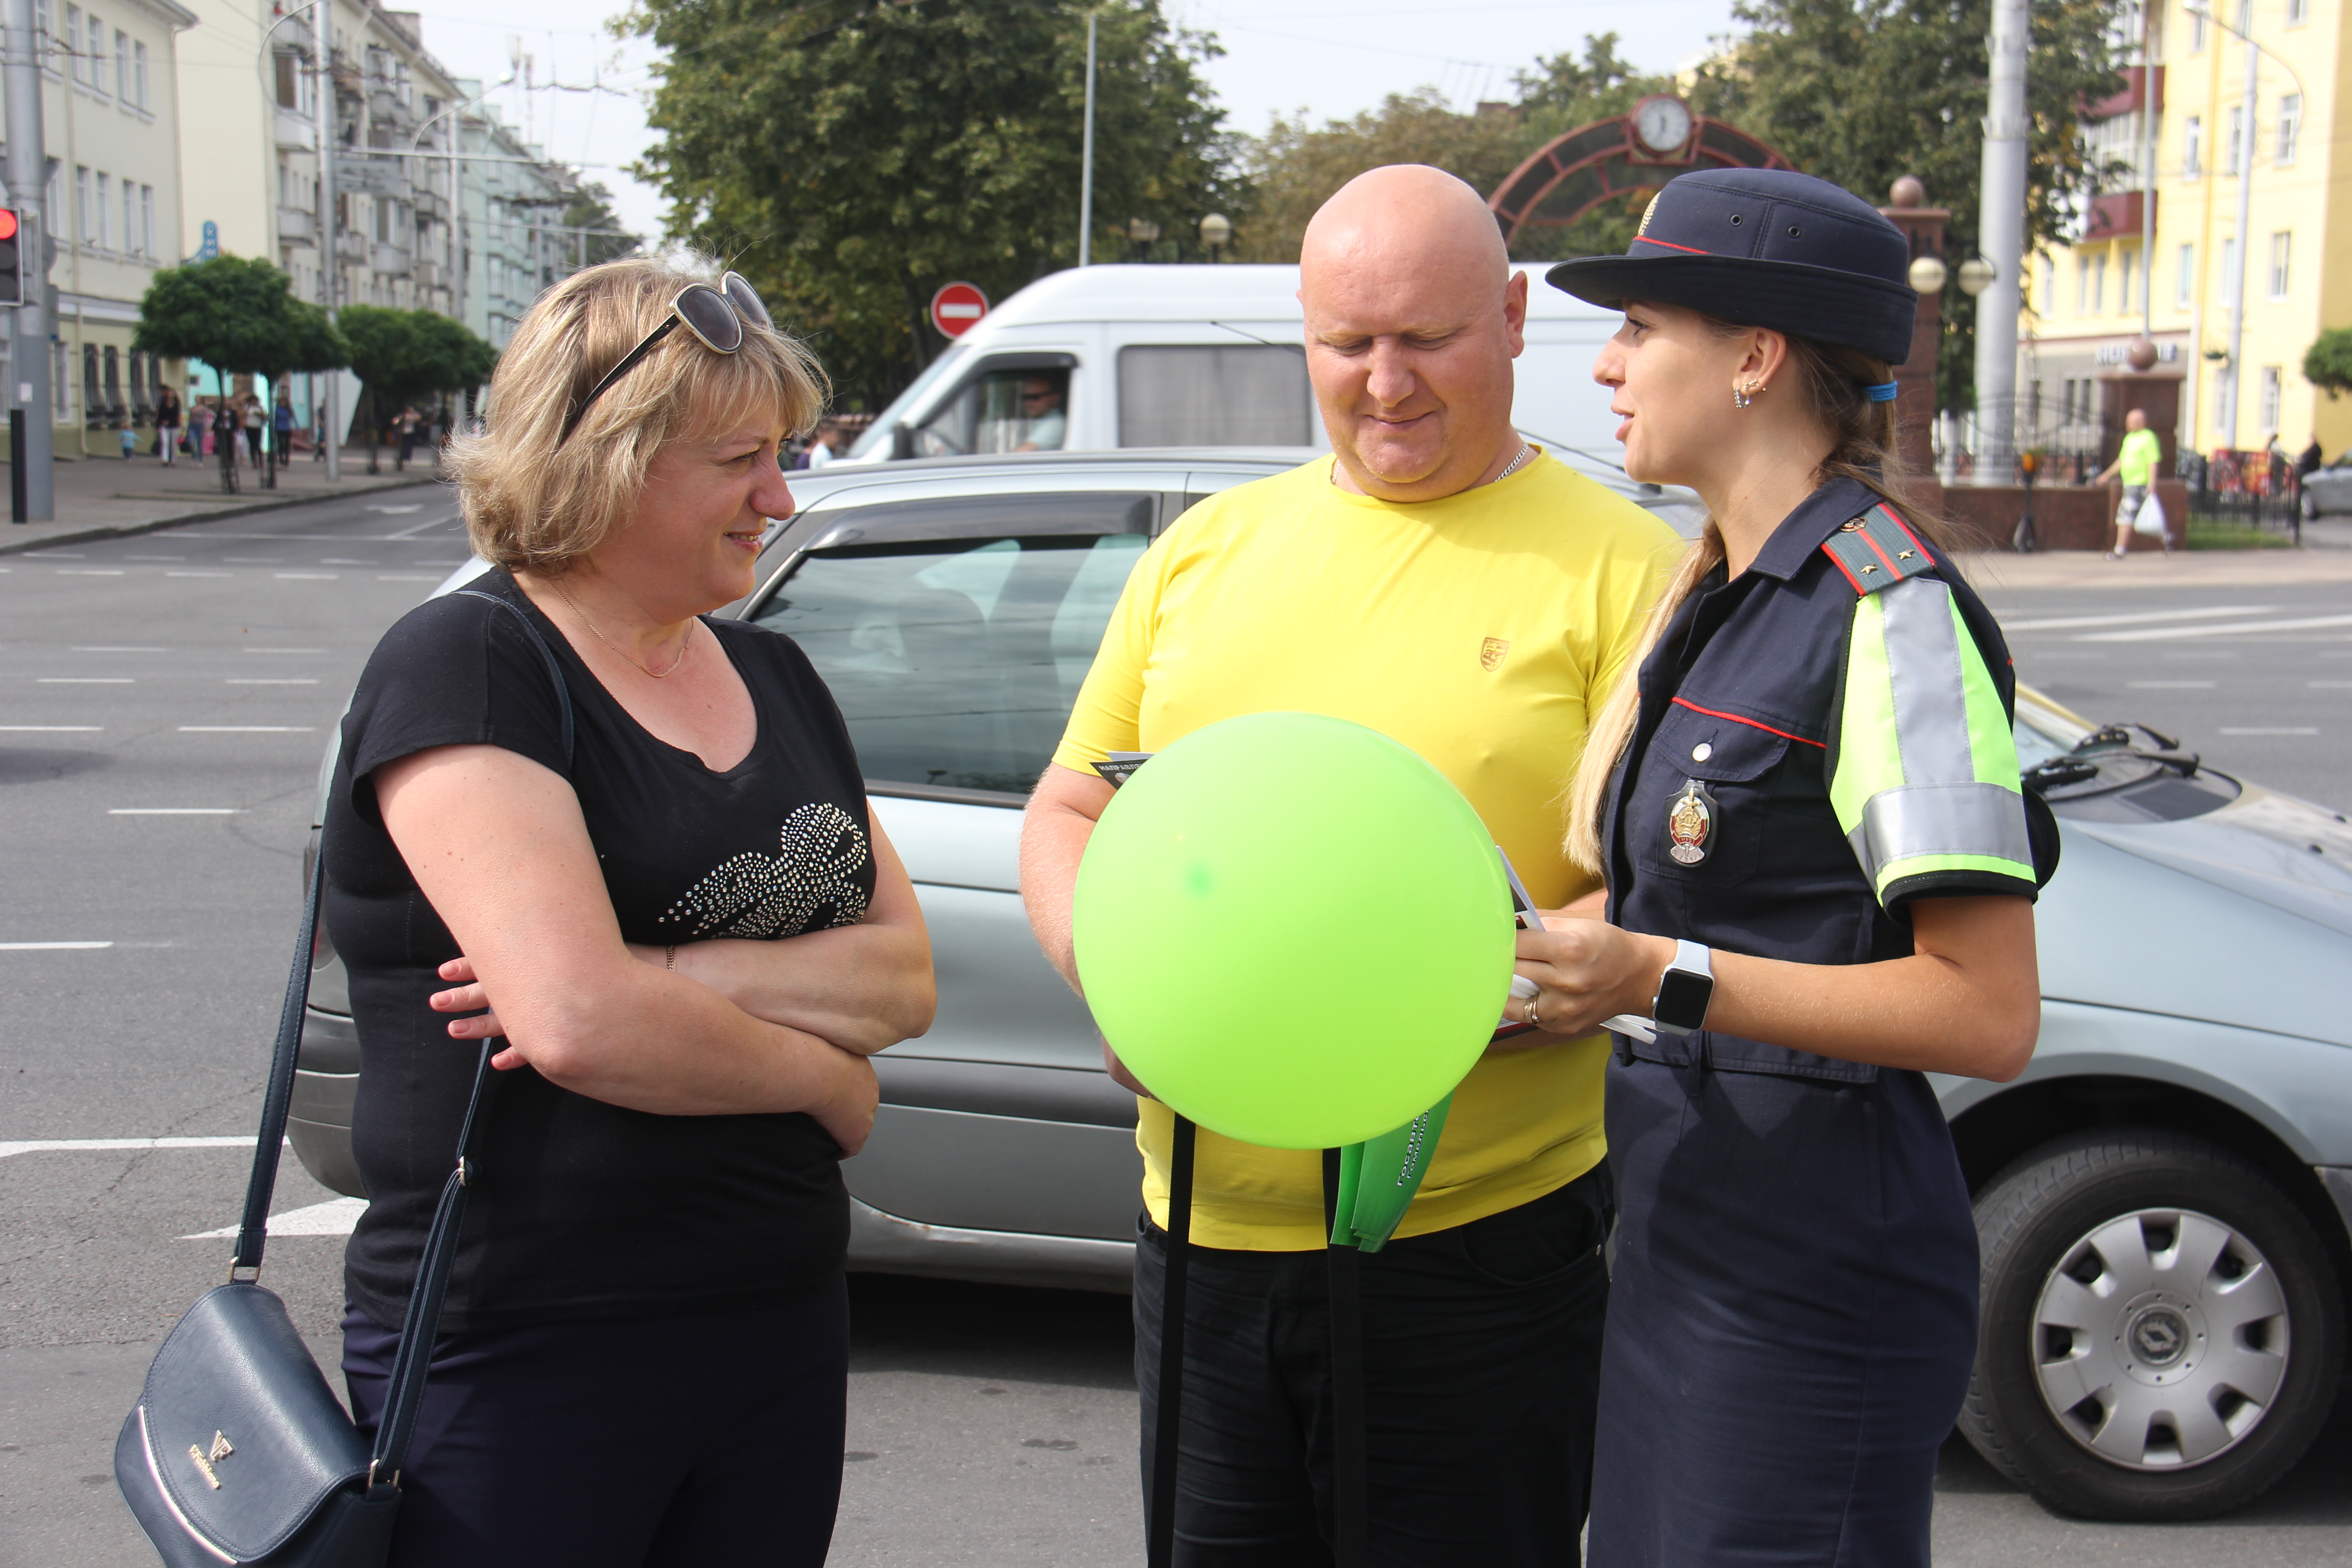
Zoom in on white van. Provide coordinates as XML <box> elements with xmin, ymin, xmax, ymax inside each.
<box><xmin>841</xmin><ymin>263</ymin><xmax>1632</xmax><ymax>472</ymax></box>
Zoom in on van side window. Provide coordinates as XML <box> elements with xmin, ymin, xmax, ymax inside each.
<box><xmin>914</xmin><ymin>366</ymin><xmax>1072</xmax><ymax>457</ymax></box>
<box><xmin>750</xmin><ymin>496</ymin><xmax>1155</xmax><ymax>797</ymax></box>
<box><xmin>1118</xmin><ymin>345</ymin><xmax>1313</xmax><ymax>447</ymax></box>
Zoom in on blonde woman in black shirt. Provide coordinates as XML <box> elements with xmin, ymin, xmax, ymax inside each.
<box><xmin>326</xmin><ymin>256</ymin><xmax>934</xmax><ymax>1567</ymax></box>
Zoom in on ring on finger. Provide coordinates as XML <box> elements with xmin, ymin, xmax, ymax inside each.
<box><xmin>1524</xmin><ymin>999</ymin><xmax>1541</xmax><ymax>1028</ymax></box>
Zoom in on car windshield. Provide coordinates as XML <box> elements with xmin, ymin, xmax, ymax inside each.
<box><xmin>848</xmin><ymin>345</ymin><xmax>969</xmax><ymax>460</ymax></box>
<box><xmin>751</xmin><ymin>527</ymin><xmax>1150</xmax><ymax>795</ymax></box>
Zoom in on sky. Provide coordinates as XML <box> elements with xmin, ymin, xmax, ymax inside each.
<box><xmin>398</xmin><ymin>0</ymin><xmax>1747</xmax><ymax>243</ymax></box>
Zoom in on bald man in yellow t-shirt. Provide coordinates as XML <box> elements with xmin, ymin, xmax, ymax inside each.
<box><xmin>1022</xmin><ymin>165</ymin><xmax>1676</xmax><ymax>1565</ymax></box>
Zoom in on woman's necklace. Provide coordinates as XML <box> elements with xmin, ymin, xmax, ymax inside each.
<box><xmin>550</xmin><ymin>583</ymin><xmax>694</xmax><ymax>680</ymax></box>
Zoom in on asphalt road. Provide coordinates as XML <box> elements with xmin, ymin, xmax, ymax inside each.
<box><xmin>2</xmin><ymin>507</ymin><xmax>2348</xmax><ymax>1566</ymax></box>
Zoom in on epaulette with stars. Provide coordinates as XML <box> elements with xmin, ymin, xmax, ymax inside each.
<box><xmin>1821</xmin><ymin>502</ymin><xmax>1933</xmax><ymax>595</ymax></box>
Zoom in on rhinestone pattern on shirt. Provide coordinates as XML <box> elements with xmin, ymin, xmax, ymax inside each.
<box><xmin>657</xmin><ymin>802</ymin><xmax>871</xmax><ymax>939</ymax></box>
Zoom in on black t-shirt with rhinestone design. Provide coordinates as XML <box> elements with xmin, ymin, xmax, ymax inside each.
<box><xmin>324</xmin><ymin>570</ymin><xmax>875</xmax><ymax>1334</ymax></box>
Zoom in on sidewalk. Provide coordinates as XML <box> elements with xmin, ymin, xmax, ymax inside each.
<box><xmin>1960</xmin><ymin>533</ymin><xmax>2352</xmax><ymax>591</ymax></box>
<box><xmin>0</xmin><ymin>447</ymin><xmax>442</xmax><ymax>556</ymax></box>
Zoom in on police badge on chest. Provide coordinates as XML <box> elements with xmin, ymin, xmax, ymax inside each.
<box><xmin>1667</xmin><ymin>778</ymin><xmax>1717</xmax><ymax>865</ymax></box>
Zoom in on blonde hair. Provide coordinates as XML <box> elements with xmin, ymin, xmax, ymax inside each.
<box><xmin>446</xmin><ymin>254</ymin><xmax>828</xmax><ymax>574</ymax></box>
<box><xmin>1564</xmin><ymin>326</ymin><xmax>1952</xmax><ymax>873</ymax></box>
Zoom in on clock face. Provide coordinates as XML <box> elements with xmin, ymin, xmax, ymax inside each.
<box><xmin>1635</xmin><ymin>97</ymin><xmax>1693</xmax><ymax>154</ymax></box>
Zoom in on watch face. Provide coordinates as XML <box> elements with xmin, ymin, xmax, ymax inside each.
<box><xmin>1636</xmin><ymin>97</ymin><xmax>1693</xmax><ymax>154</ymax></box>
<box><xmin>1654</xmin><ymin>966</ymin><xmax>1714</xmax><ymax>1031</ymax></box>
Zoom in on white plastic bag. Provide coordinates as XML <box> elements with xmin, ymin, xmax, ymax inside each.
<box><xmin>2132</xmin><ymin>490</ymin><xmax>2169</xmax><ymax>539</ymax></box>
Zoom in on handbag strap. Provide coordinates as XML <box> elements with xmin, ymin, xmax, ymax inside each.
<box><xmin>229</xmin><ymin>583</ymin><xmax>576</xmax><ymax>1275</ymax></box>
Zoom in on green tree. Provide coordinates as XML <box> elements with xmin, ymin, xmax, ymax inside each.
<box><xmin>561</xmin><ymin>181</ymin><xmax>642</xmax><ymax>269</ymax></box>
<box><xmin>340</xmin><ymin>305</ymin><xmax>495</xmax><ymax>471</ymax></box>
<box><xmin>135</xmin><ymin>255</ymin><xmax>349</xmax><ymax>484</ymax></box>
<box><xmin>1688</xmin><ymin>0</ymin><xmax>2124</xmax><ymax>407</ymax></box>
<box><xmin>629</xmin><ymin>0</ymin><xmax>1239</xmax><ymax>407</ymax></box>
<box><xmin>2305</xmin><ymin>328</ymin><xmax>2352</xmax><ymax>401</ymax></box>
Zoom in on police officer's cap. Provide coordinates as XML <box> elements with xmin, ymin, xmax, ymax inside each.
<box><xmin>1545</xmin><ymin>169</ymin><xmax>1916</xmax><ymax>367</ymax></box>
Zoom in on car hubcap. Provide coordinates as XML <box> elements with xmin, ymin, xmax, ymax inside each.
<box><xmin>2032</xmin><ymin>1208</ymin><xmax>2289</xmax><ymax>1469</ymax></box>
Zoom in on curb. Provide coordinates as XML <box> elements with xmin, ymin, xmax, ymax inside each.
<box><xmin>0</xmin><ymin>476</ymin><xmax>444</xmax><ymax>559</ymax></box>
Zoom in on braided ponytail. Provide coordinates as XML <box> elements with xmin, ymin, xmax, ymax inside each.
<box><xmin>1563</xmin><ymin>328</ymin><xmax>1952</xmax><ymax>874</ymax></box>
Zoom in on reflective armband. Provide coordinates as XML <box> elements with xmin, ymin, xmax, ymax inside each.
<box><xmin>1828</xmin><ymin>571</ymin><xmax>2036</xmax><ymax>906</ymax></box>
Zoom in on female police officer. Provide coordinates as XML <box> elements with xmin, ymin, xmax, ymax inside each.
<box><xmin>1512</xmin><ymin>168</ymin><xmax>2051</xmax><ymax>1565</ymax></box>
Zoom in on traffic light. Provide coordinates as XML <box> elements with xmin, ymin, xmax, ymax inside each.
<box><xmin>0</xmin><ymin>209</ymin><xmax>20</xmax><ymax>306</ymax></box>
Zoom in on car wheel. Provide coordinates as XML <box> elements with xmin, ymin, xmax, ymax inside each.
<box><xmin>1960</xmin><ymin>1128</ymin><xmax>2343</xmax><ymax>1520</ymax></box>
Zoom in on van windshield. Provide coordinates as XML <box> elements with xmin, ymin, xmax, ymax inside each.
<box><xmin>848</xmin><ymin>345</ymin><xmax>969</xmax><ymax>460</ymax></box>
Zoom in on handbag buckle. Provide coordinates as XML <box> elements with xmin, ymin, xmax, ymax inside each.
<box><xmin>367</xmin><ymin>1459</ymin><xmax>400</xmax><ymax>1490</ymax></box>
<box><xmin>227</xmin><ymin>1259</ymin><xmax>261</xmax><ymax>1285</ymax></box>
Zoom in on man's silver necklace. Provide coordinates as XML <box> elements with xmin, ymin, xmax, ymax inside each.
<box><xmin>1495</xmin><ymin>443</ymin><xmax>1534</xmax><ymax>482</ymax></box>
<box><xmin>551</xmin><ymin>583</ymin><xmax>694</xmax><ymax>680</ymax></box>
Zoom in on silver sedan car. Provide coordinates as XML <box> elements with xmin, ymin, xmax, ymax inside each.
<box><xmin>289</xmin><ymin>449</ymin><xmax>2352</xmax><ymax>1524</ymax></box>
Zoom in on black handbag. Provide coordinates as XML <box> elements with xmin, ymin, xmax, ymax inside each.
<box><xmin>115</xmin><ymin>588</ymin><xmax>571</xmax><ymax>1566</ymax></box>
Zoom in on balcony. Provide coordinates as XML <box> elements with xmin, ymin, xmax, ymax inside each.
<box><xmin>2082</xmin><ymin>190</ymin><xmax>2152</xmax><ymax>241</ymax></box>
<box><xmin>372</xmin><ymin>241</ymin><xmax>412</xmax><ymax>277</ymax></box>
<box><xmin>413</xmin><ymin>258</ymin><xmax>439</xmax><ymax>289</ymax></box>
<box><xmin>367</xmin><ymin>88</ymin><xmax>415</xmax><ymax>132</ymax></box>
<box><xmin>273</xmin><ymin>108</ymin><xmax>317</xmax><ymax>152</ymax></box>
<box><xmin>277</xmin><ymin>206</ymin><xmax>316</xmax><ymax>245</ymax></box>
<box><xmin>334</xmin><ymin>228</ymin><xmax>370</xmax><ymax>263</ymax></box>
<box><xmin>2083</xmin><ymin>65</ymin><xmax>2163</xmax><ymax>122</ymax></box>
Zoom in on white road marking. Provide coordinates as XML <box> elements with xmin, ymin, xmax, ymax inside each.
<box><xmin>320</xmin><ymin>559</ymin><xmax>376</xmax><ymax>566</ymax></box>
<box><xmin>110</xmin><ymin>808</ymin><xmax>241</xmax><ymax>815</ymax></box>
<box><xmin>56</xmin><ymin>568</ymin><xmax>124</xmax><ymax>576</ymax></box>
<box><xmin>2128</xmin><ymin>680</ymin><xmax>2215</xmax><ymax>689</ymax></box>
<box><xmin>0</xmin><ymin>1134</ymin><xmax>251</xmax><ymax>1157</ymax></box>
<box><xmin>2084</xmin><ymin>613</ymin><xmax>2352</xmax><ymax>643</ymax></box>
<box><xmin>2003</xmin><ymin>606</ymin><xmax>2275</xmax><ymax>632</ymax></box>
<box><xmin>127</xmin><ymin>554</ymin><xmax>185</xmax><ymax>561</ymax></box>
<box><xmin>226</xmin><ymin>678</ymin><xmax>318</xmax><ymax>685</ymax></box>
<box><xmin>2220</xmin><ymin>727</ymin><xmax>2319</xmax><ymax>735</ymax></box>
<box><xmin>185</xmin><ymin>1196</ymin><xmax>365</xmax><ymax>1239</ymax></box>
<box><xmin>166</xmin><ymin>571</ymin><xmax>231</xmax><ymax>578</ymax></box>
<box><xmin>387</xmin><ymin>515</ymin><xmax>460</xmax><ymax>539</ymax></box>
<box><xmin>179</xmin><ymin>725</ymin><xmax>317</xmax><ymax>733</ymax></box>
<box><xmin>74</xmin><ymin>646</ymin><xmax>164</xmax><ymax>652</ymax></box>
<box><xmin>244</xmin><ymin>646</ymin><xmax>325</xmax><ymax>653</ymax></box>
<box><xmin>0</xmin><ymin>940</ymin><xmax>113</xmax><ymax>951</ymax></box>
<box><xmin>39</xmin><ymin>677</ymin><xmax>132</xmax><ymax>683</ymax></box>
<box><xmin>223</xmin><ymin>557</ymin><xmax>285</xmax><ymax>564</ymax></box>
<box><xmin>26</xmin><ymin>551</ymin><xmax>85</xmax><ymax>558</ymax></box>
<box><xmin>366</xmin><ymin>504</ymin><xmax>425</xmax><ymax>514</ymax></box>
<box><xmin>0</xmin><ymin>725</ymin><xmax>101</xmax><ymax>731</ymax></box>
<box><xmin>274</xmin><ymin>572</ymin><xmax>338</xmax><ymax>580</ymax></box>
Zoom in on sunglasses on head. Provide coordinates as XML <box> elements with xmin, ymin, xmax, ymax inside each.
<box><xmin>556</xmin><ymin>271</ymin><xmax>774</xmax><ymax>446</ymax></box>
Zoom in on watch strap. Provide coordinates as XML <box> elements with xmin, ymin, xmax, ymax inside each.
<box><xmin>1651</xmin><ymin>940</ymin><xmax>1715</xmax><ymax>1038</ymax></box>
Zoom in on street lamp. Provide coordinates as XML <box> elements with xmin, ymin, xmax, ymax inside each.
<box><xmin>1956</xmin><ymin>257</ymin><xmax>1997</xmax><ymax>297</ymax></box>
<box><xmin>1127</xmin><ymin>217</ymin><xmax>1160</xmax><ymax>262</ymax></box>
<box><xmin>1906</xmin><ymin>255</ymin><xmax>1948</xmax><ymax>294</ymax></box>
<box><xmin>1199</xmin><ymin>211</ymin><xmax>1231</xmax><ymax>262</ymax></box>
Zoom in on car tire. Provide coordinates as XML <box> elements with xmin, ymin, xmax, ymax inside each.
<box><xmin>1960</xmin><ymin>1127</ymin><xmax>2342</xmax><ymax>1521</ymax></box>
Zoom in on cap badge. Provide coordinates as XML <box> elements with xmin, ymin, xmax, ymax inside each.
<box><xmin>1666</xmin><ymin>778</ymin><xmax>1716</xmax><ymax>866</ymax></box>
<box><xmin>1638</xmin><ymin>195</ymin><xmax>1660</xmax><ymax>237</ymax></box>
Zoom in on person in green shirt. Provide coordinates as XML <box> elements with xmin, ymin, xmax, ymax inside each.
<box><xmin>2095</xmin><ymin>407</ymin><xmax>2167</xmax><ymax>557</ymax></box>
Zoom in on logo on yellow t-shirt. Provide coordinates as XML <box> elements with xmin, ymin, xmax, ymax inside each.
<box><xmin>1480</xmin><ymin>637</ymin><xmax>1511</xmax><ymax>672</ymax></box>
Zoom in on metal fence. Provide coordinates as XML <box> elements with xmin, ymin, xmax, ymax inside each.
<box><xmin>2179</xmin><ymin>448</ymin><xmax>2303</xmax><ymax>540</ymax></box>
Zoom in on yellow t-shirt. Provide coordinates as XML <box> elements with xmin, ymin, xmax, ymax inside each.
<box><xmin>2118</xmin><ymin>427</ymin><xmax>2163</xmax><ymax>487</ymax></box>
<box><xmin>1052</xmin><ymin>451</ymin><xmax>1681</xmax><ymax>1250</ymax></box>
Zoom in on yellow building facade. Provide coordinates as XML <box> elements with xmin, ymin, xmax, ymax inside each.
<box><xmin>2024</xmin><ymin>0</ymin><xmax>2351</xmax><ymax>460</ymax></box>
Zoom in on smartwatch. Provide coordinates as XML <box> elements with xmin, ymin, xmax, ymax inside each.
<box><xmin>1650</xmin><ymin>940</ymin><xmax>1715</xmax><ymax>1038</ymax></box>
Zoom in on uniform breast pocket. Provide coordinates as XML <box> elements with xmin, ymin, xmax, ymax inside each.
<box><xmin>1630</xmin><ymin>704</ymin><xmax>1794</xmax><ymax>887</ymax></box>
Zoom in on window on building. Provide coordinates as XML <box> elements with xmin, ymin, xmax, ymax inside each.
<box><xmin>2184</xmin><ymin>115</ymin><xmax>2202</xmax><ymax>177</ymax></box>
<box><xmin>140</xmin><ymin>184</ymin><xmax>152</xmax><ymax>257</ymax></box>
<box><xmin>2269</xmin><ymin>231</ymin><xmax>2291</xmax><ymax>298</ymax></box>
<box><xmin>2075</xmin><ymin>255</ymin><xmax>2088</xmax><ymax>314</ymax></box>
<box><xmin>132</xmin><ymin>38</ymin><xmax>144</xmax><ymax>107</ymax></box>
<box><xmin>2259</xmin><ymin>366</ymin><xmax>2282</xmax><ymax>431</ymax></box>
<box><xmin>93</xmin><ymin>171</ymin><xmax>108</xmax><ymax>250</ymax></box>
<box><xmin>51</xmin><ymin>340</ymin><xmax>69</xmax><ymax>420</ymax></box>
<box><xmin>2222</xmin><ymin>236</ymin><xmax>2238</xmax><ymax>296</ymax></box>
<box><xmin>2191</xmin><ymin>3</ymin><xmax>2206</xmax><ymax>49</ymax></box>
<box><xmin>33</xmin><ymin>0</ymin><xmax>48</xmax><ymax>50</ymax></box>
<box><xmin>73</xmin><ymin>164</ymin><xmax>88</xmax><ymax>244</ymax></box>
<box><xmin>2092</xmin><ymin>252</ymin><xmax>2107</xmax><ymax>314</ymax></box>
<box><xmin>2278</xmin><ymin>94</ymin><xmax>2301</xmax><ymax>164</ymax></box>
<box><xmin>85</xmin><ymin>14</ymin><xmax>103</xmax><ymax>94</ymax></box>
<box><xmin>111</xmin><ymin>28</ymin><xmax>123</xmax><ymax>98</ymax></box>
<box><xmin>2176</xmin><ymin>243</ymin><xmax>2194</xmax><ymax>308</ymax></box>
<box><xmin>2040</xmin><ymin>255</ymin><xmax>2055</xmax><ymax>313</ymax></box>
<box><xmin>2288</xmin><ymin>0</ymin><xmax>2309</xmax><ymax>21</ymax></box>
<box><xmin>61</xmin><ymin>5</ymin><xmax>78</xmax><ymax>82</ymax></box>
<box><xmin>274</xmin><ymin>50</ymin><xmax>298</xmax><ymax>109</ymax></box>
<box><xmin>120</xmin><ymin>178</ymin><xmax>133</xmax><ymax>256</ymax></box>
<box><xmin>2121</xmin><ymin>247</ymin><xmax>2135</xmax><ymax>313</ymax></box>
<box><xmin>2225</xmin><ymin>105</ymin><xmax>2243</xmax><ymax>175</ymax></box>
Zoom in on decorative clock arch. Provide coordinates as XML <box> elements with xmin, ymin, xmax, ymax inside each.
<box><xmin>1489</xmin><ymin>96</ymin><xmax>1798</xmax><ymax>246</ymax></box>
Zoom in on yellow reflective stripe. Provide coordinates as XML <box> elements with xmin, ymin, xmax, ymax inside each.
<box><xmin>1876</xmin><ymin>851</ymin><xmax>2038</xmax><ymax>899</ymax></box>
<box><xmin>1951</xmin><ymin>593</ymin><xmax>2022</xmax><ymax>788</ymax></box>
<box><xmin>1831</xmin><ymin>592</ymin><xmax>1901</xmax><ymax>837</ymax></box>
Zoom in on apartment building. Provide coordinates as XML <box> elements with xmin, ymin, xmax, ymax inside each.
<box><xmin>451</xmin><ymin>82</ymin><xmax>575</xmax><ymax>351</ymax></box>
<box><xmin>2024</xmin><ymin>0</ymin><xmax>2349</xmax><ymax>459</ymax></box>
<box><xmin>2</xmin><ymin>0</ymin><xmax>193</xmax><ymax>451</ymax></box>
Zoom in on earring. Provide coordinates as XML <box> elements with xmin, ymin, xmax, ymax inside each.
<box><xmin>1732</xmin><ymin>382</ymin><xmax>1752</xmax><ymax>410</ymax></box>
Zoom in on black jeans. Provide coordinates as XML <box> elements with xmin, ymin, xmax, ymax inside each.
<box><xmin>1135</xmin><ymin>1167</ymin><xmax>1612</xmax><ymax>1568</ymax></box>
<box><xmin>343</xmin><ymin>1283</ymin><xmax>848</xmax><ymax>1567</ymax></box>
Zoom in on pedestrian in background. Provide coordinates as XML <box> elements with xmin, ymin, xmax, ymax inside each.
<box><xmin>396</xmin><ymin>403</ymin><xmax>423</xmax><ymax>469</ymax></box>
<box><xmin>274</xmin><ymin>386</ymin><xmax>296</xmax><ymax>464</ymax></box>
<box><xmin>1025</xmin><ymin>165</ymin><xmax>1676</xmax><ymax>1563</ymax></box>
<box><xmin>118</xmin><ymin>421</ymin><xmax>137</xmax><ymax>461</ymax></box>
<box><xmin>189</xmin><ymin>397</ymin><xmax>214</xmax><ymax>456</ymax></box>
<box><xmin>154</xmin><ymin>385</ymin><xmax>180</xmax><ymax>465</ymax></box>
<box><xmin>331</xmin><ymin>255</ymin><xmax>933</xmax><ymax>1568</ymax></box>
<box><xmin>2094</xmin><ymin>407</ymin><xmax>2165</xmax><ymax>557</ymax></box>
<box><xmin>242</xmin><ymin>393</ymin><xmax>266</xmax><ymax>470</ymax></box>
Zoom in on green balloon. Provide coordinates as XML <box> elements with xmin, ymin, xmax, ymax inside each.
<box><xmin>1072</xmin><ymin>712</ymin><xmax>1513</xmax><ymax>1150</ymax></box>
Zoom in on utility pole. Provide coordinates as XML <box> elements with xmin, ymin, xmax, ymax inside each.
<box><xmin>2220</xmin><ymin>10</ymin><xmax>2257</xmax><ymax>446</ymax></box>
<box><xmin>2138</xmin><ymin>1</ymin><xmax>2156</xmax><ymax>340</ymax></box>
<box><xmin>4</xmin><ymin>0</ymin><xmax>53</xmax><ymax>520</ymax></box>
<box><xmin>314</xmin><ymin>0</ymin><xmax>339</xmax><ymax>481</ymax></box>
<box><xmin>1077</xmin><ymin>10</ymin><xmax>1096</xmax><ymax>267</ymax></box>
<box><xmin>1971</xmin><ymin>0</ymin><xmax>2028</xmax><ymax>484</ymax></box>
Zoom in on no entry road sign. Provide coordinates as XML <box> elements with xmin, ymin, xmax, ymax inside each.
<box><xmin>930</xmin><ymin>282</ymin><xmax>989</xmax><ymax>339</ymax></box>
